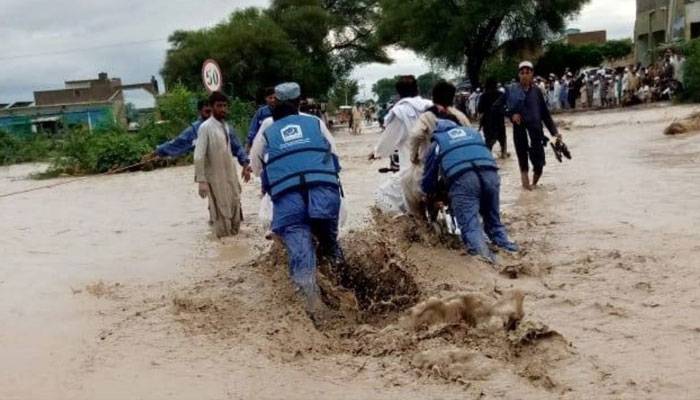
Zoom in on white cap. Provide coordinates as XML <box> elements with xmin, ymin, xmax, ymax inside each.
<box><xmin>518</xmin><ymin>61</ymin><xmax>534</xmax><ymax>70</ymax></box>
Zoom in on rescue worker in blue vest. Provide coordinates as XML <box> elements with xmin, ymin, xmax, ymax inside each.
<box><xmin>144</xmin><ymin>99</ymin><xmax>248</xmax><ymax>165</ymax></box>
<box><xmin>245</xmin><ymin>87</ymin><xmax>275</xmax><ymax>152</ymax></box>
<box><xmin>249</xmin><ymin>82</ymin><xmax>343</xmax><ymax>323</ymax></box>
<box><xmin>421</xmin><ymin>81</ymin><xmax>518</xmax><ymax>263</ymax></box>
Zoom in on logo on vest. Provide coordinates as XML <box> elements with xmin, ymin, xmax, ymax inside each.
<box><xmin>281</xmin><ymin>124</ymin><xmax>303</xmax><ymax>142</ymax></box>
<box><xmin>447</xmin><ymin>128</ymin><xmax>467</xmax><ymax>140</ymax></box>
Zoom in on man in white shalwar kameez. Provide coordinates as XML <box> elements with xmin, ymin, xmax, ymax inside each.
<box><xmin>194</xmin><ymin>91</ymin><xmax>252</xmax><ymax>238</ymax></box>
<box><xmin>369</xmin><ymin>75</ymin><xmax>432</xmax><ymax>213</ymax></box>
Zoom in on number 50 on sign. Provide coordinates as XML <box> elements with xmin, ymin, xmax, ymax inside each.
<box><xmin>201</xmin><ymin>59</ymin><xmax>223</xmax><ymax>93</ymax></box>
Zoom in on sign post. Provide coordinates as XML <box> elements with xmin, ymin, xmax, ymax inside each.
<box><xmin>201</xmin><ymin>59</ymin><xmax>223</xmax><ymax>93</ymax></box>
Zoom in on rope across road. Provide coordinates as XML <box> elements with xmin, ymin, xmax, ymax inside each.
<box><xmin>0</xmin><ymin>161</ymin><xmax>148</xmax><ymax>199</ymax></box>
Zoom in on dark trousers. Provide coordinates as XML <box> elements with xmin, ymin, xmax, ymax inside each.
<box><xmin>513</xmin><ymin>123</ymin><xmax>546</xmax><ymax>175</ymax></box>
<box><xmin>568</xmin><ymin>91</ymin><xmax>577</xmax><ymax>109</ymax></box>
<box><xmin>484</xmin><ymin>120</ymin><xmax>507</xmax><ymax>154</ymax></box>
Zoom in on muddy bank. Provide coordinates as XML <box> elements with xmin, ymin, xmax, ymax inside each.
<box><xmin>104</xmin><ymin>212</ymin><xmax>584</xmax><ymax>398</ymax></box>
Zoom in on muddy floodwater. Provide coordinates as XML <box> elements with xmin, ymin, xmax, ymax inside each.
<box><xmin>2</xmin><ymin>104</ymin><xmax>700</xmax><ymax>399</ymax></box>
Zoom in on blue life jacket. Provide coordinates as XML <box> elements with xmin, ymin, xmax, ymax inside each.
<box><xmin>263</xmin><ymin>114</ymin><xmax>339</xmax><ymax>199</ymax></box>
<box><xmin>432</xmin><ymin>118</ymin><xmax>497</xmax><ymax>184</ymax></box>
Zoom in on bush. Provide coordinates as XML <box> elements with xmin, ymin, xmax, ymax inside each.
<box><xmin>92</xmin><ymin>133</ymin><xmax>151</xmax><ymax>173</ymax></box>
<box><xmin>48</xmin><ymin>128</ymin><xmax>150</xmax><ymax>175</ymax></box>
<box><xmin>157</xmin><ymin>84</ymin><xmax>202</xmax><ymax>128</ymax></box>
<box><xmin>0</xmin><ymin>131</ymin><xmax>54</xmax><ymax>166</ymax></box>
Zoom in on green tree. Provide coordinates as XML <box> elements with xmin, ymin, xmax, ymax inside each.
<box><xmin>599</xmin><ymin>39</ymin><xmax>633</xmax><ymax>60</ymax></box>
<box><xmin>535</xmin><ymin>40</ymin><xmax>632</xmax><ymax>77</ymax></box>
<box><xmin>417</xmin><ymin>72</ymin><xmax>443</xmax><ymax>97</ymax></box>
<box><xmin>376</xmin><ymin>0</ymin><xmax>590</xmax><ymax>87</ymax></box>
<box><xmin>682</xmin><ymin>39</ymin><xmax>700</xmax><ymax>102</ymax></box>
<box><xmin>162</xmin><ymin>1</ymin><xmax>388</xmax><ymax>102</ymax></box>
<box><xmin>328</xmin><ymin>79</ymin><xmax>359</xmax><ymax>109</ymax></box>
<box><xmin>372</xmin><ymin>76</ymin><xmax>398</xmax><ymax>103</ymax></box>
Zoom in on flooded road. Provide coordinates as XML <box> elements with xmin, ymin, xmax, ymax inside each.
<box><xmin>2</xmin><ymin>104</ymin><xmax>700</xmax><ymax>399</ymax></box>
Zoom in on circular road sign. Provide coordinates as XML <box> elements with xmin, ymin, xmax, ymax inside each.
<box><xmin>201</xmin><ymin>59</ymin><xmax>223</xmax><ymax>93</ymax></box>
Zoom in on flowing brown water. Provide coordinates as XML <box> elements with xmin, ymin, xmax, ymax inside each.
<box><xmin>1</xmin><ymin>104</ymin><xmax>700</xmax><ymax>399</ymax></box>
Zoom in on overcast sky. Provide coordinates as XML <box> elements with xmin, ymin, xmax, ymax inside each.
<box><xmin>0</xmin><ymin>0</ymin><xmax>635</xmax><ymax>105</ymax></box>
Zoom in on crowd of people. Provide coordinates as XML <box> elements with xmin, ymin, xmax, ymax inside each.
<box><xmin>457</xmin><ymin>49</ymin><xmax>686</xmax><ymax>121</ymax></box>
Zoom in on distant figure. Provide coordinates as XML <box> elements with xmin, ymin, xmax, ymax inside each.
<box><xmin>246</xmin><ymin>87</ymin><xmax>276</xmax><ymax>151</ymax></box>
<box><xmin>478</xmin><ymin>77</ymin><xmax>508</xmax><ymax>159</ymax></box>
<box><xmin>377</xmin><ymin>103</ymin><xmax>389</xmax><ymax>129</ymax></box>
<box><xmin>194</xmin><ymin>91</ymin><xmax>252</xmax><ymax>238</ymax></box>
<box><xmin>351</xmin><ymin>103</ymin><xmax>363</xmax><ymax>135</ymax></box>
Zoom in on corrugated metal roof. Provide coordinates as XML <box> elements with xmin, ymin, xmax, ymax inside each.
<box><xmin>9</xmin><ymin>101</ymin><xmax>33</xmax><ymax>108</ymax></box>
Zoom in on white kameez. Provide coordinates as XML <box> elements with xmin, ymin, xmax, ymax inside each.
<box><xmin>194</xmin><ymin>117</ymin><xmax>242</xmax><ymax>238</ymax></box>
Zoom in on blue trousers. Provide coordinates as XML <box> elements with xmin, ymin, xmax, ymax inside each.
<box><xmin>276</xmin><ymin>218</ymin><xmax>341</xmax><ymax>290</ymax></box>
<box><xmin>449</xmin><ymin>169</ymin><xmax>511</xmax><ymax>258</ymax></box>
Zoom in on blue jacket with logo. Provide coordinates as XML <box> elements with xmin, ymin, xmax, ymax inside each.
<box><xmin>263</xmin><ymin>114</ymin><xmax>339</xmax><ymax>199</ymax></box>
<box><xmin>422</xmin><ymin>119</ymin><xmax>497</xmax><ymax>194</ymax></box>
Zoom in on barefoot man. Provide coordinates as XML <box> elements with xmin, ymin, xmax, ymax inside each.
<box><xmin>194</xmin><ymin>91</ymin><xmax>252</xmax><ymax>237</ymax></box>
<box><xmin>504</xmin><ymin>61</ymin><xmax>562</xmax><ymax>190</ymax></box>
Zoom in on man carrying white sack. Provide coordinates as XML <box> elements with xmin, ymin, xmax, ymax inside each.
<box><xmin>369</xmin><ymin>75</ymin><xmax>432</xmax><ymax>214</ymax></box>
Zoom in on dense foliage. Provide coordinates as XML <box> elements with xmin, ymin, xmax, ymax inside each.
<box><xmin>682</xmin><ymin>39</ymin><xmax>700</xmax><ymax>102</ymax></box>
<box><xmin>161</xmin><ymin>1</ymin><xmax>388</xmax><ymax>101</ymax></box>
<box><xmin>376</xmin><ymin>0</ymin><xmax>590</xmax><ymax>86</ymax></box>
<box><xmin>372</xmin><ymin>76</ymin><xmax>399</xmax><ymax>104</ymax></box>
<box><xmin>417</xmin><ymin>72</ymin><xmax>444</xmax><ymax>97</ymax></box>
<box><xmin>0</xmin><ymin>131</ymin><xmax>54</xmax><ymax>166</ymax></box>
<box><xmin>535</xmin><ymin>39</ymin><xmax>633</xmax><ymax>77</ymax></box>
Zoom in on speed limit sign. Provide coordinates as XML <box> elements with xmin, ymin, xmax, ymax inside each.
<box><xmin>201</xmin><ymin>59</ymin><xmax>223</xmax><ymax>93</ymax></box>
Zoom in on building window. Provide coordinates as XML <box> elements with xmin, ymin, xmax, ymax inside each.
<box><xmin>74</xmin><ymin>89</ymin><xmax>81</xmax><ymax>97</ymax></box>
<box><xmin>692</xmin><ymin>22</ymin><xmax>700</xmax><ymax>39</ymax></box>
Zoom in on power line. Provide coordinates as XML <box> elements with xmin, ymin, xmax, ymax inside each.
<box><xmin>0</xmin><ymin>38</ymin><xmax>169</xmax><ymax>61</ymax></box>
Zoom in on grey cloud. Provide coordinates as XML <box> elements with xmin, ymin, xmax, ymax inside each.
<box><xmin>0</xmin><ymin>0</ymin><xmax>268</xmax><ymax>102</ymax></box>
<box><xmin>0</xmin><ymin>0</ymin><xmax>636</xmax><ymax>103</ymax></box>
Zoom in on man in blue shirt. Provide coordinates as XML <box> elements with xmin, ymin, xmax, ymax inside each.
<box><xmin>245</xmin><ymin>87</ymin><xmax>275</xmax><ymax>151</ymax></box>
<box><xmin>146</xmin><ymin>99</ymin><xmax>248</xmax><ymax>167</ymax></box>
<box><xmin>422</xmin><ymin>81</ymin><xmax>517</xmax><ymax>264</ymax></box>
<box><xmin>503</xmin><ymin>61</ymin><xmax>562</xmax><ymax>190</ymax></box>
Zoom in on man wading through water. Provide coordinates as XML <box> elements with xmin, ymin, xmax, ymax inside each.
<box><xmin>503</xmin><ymin>61</ymin><xmax>562</xmax><ymax>190</ymax></box>
<box><xmin>194</xmin><ymin>91</ymin><xmax>252</xmax><ymax>237</ymax></box>
<box><xmin>250</xmin><ymin>82</ymin><xmax>344</xmax><ymax>324</ymax></box>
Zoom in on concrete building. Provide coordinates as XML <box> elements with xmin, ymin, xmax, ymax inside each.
<box><xmin>635</xmin><ymin>0</ymin><xmax>700</xmax><ymax>65</ymax></box>
<box><xmin>565</xmin><ymin>30</ymin><xmax>607</xmax><ymax>46</ymax></box>
<box><xmin>0</xmin><ymin>73</ymin><xmax>158</xmax><ymax>136</ymax></box>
